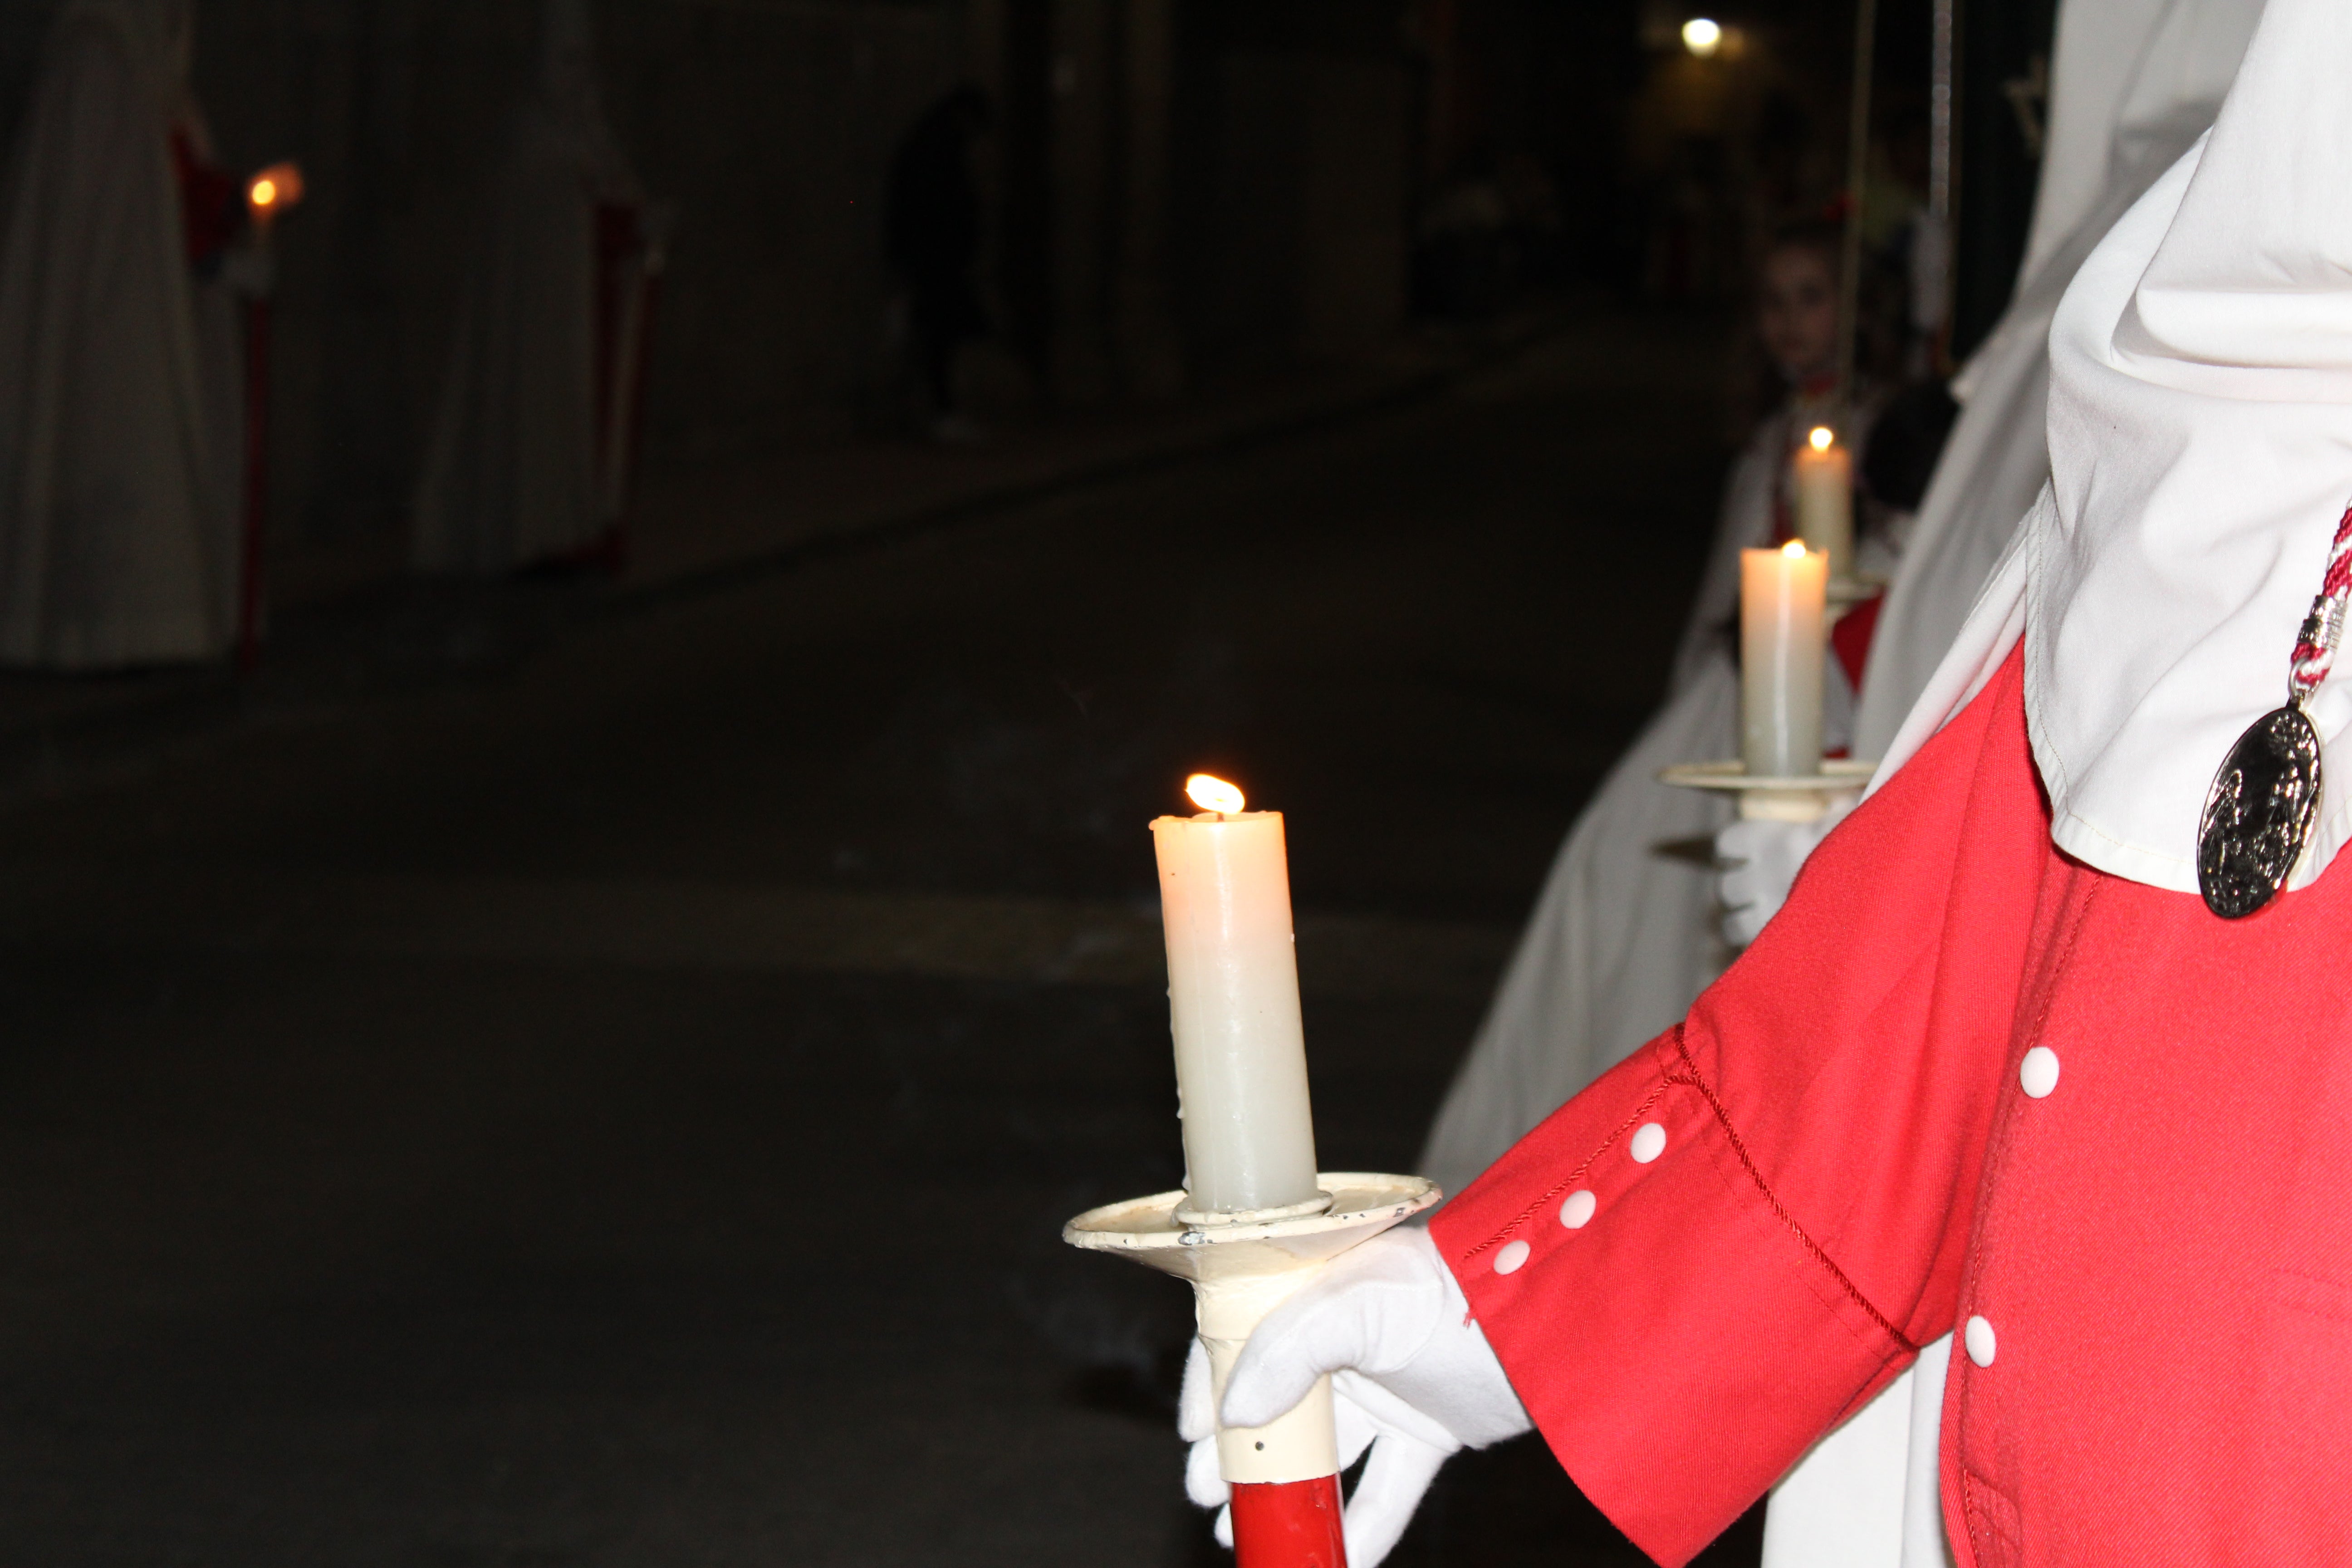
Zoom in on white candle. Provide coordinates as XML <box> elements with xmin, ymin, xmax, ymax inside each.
<box><xmin>1151</xmin><ymin>774</ymin><xmax>1320</xmax><ymax>1215</ymax></box>
<box><xmin>1792</xmin><ymin>426</ymin><xmax>1853</xmax><ymax>580</ymax></box>
<box><xmin>1741</xmin><ymin>541</ymin><xmax>1827</xmax><ymax>779</ymax></box>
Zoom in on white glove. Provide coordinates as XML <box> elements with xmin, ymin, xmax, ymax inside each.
<box><xmin>1716</xmin><ymin>804</ymin><xmax>1850</xmax><ymax>948</ymax></box>
<box><xmin>1178</xmin><ymin>1227</ymin><xmax>1530</xmax><ymax>1568</ymax></box>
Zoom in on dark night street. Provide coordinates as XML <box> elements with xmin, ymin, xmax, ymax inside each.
<box><xmin>0</xmin><ymin>309</ymin><xmax>1768</xmax><ymax>1565</ymax></box>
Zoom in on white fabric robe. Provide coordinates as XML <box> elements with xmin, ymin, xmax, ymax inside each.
<box><xmin>412</xmin><ymin>2</ymin><xmax>639</xmax><ymax>575</ymax></box>
<box><xmin>0</xmin><ymin>0</ymin><xmax>238</xmax><ymax>669</ymax></box>
<box><xmin>1853</xmin><ymin>0</ymin><xmax>2262</xmax><ymax>760</ymax></box>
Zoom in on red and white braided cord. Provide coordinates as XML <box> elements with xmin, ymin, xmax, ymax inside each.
<box><xmin>2289</xmin><ymin>500</ymin><xmax>2352</xmax><ymax>699</ymax></box>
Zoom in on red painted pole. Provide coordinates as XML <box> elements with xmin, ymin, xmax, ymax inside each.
<box><xmin>1231</xmin><ymin>1475</ymin><xmax>1349</xmax><ymax>1568</ymax></box>
<box><xmin>608</xmin><ymin>270</ymin><xmax>660</xmax><ymax>573</ymax></box>
<box><xmin>236</xmin><ymin>293</ymin><xmax>270</xmax><ymax>674</ymax></box>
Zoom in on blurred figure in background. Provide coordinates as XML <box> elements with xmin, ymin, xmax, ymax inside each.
<box><xmin>414</xmin><ymin>0</ymin><xmax>658</xmax><ymax>576</ymax></box>
<box><xmin>885</xmin><ymin>85</ymin><xmax>991</xmax><ymax>444</ymax></box>
<box><xmin>0</xmin><ymin>0</ymin><xmax>249</xmax><ymax>668</ymax></box>
<box><xmin>1411</xmin><ymin>145</ymin><xmax>1568</xmax><ymax>319</ymax></box>
<box><xmin>1683</xmin><ymin>219</ymin><xmax>1859</xmax><ymax>683</ymax></box>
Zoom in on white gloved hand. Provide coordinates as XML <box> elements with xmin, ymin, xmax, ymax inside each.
<box><xmin>1716</xmin><ymin>804</ymin><xmax>1850</xmax><ymax>948</ymax></box>
<box><xmin>1178</xmin><ymin>1227</ymin><xmax>1529</xmax><ymax>1568</ymax></box>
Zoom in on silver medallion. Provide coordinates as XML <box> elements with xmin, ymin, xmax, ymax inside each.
<box><xmin>2197</xmin><ymin>703</ymin><xmax>2323</xmax><ymax>918</ymax></box>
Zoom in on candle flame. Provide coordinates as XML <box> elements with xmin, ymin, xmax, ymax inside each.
<box><xmin>1807</xmin><ymin>425</ymin><xmax>1835</xmax><ymax>452</ymax></box>
<box><xmin>246</xmin><ymin>163</ymin><xmax>305</xmax><ymax>220</ymax></box>
<box><xmin>1782</xmin><ymin>539</ymin><xmax>1809</xmax><ymax>559</ymax></box>
<box><xmin>1185</xmin><ymin>774</ymin><xmax>1246</xmax><ymax>814</ymax></box>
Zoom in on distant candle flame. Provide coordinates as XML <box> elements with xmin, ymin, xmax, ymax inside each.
<box><xmin>246</xmin><ymin>162</ymin><xmax>305</xmax><ymax>221</ymax></box>
<box><xmin>1782</xmin><ymin>539</ymin><xmax>1809</xmax><ymax>559</ymax></box>
<box><xmin>1807</xmin><ymin>425</ymin><xmax>1835</xmax><ymax>452</ymax></box>
<box><xmin>1186</xmin><ymin>774</ymin><xmax>1246</xmax><ymax>814</ymax></box>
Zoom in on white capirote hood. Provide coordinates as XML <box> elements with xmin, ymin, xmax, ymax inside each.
<box><xmin>2026</xmin><ymin>0</ymin><xmax>2352</xmax><ymax>894</ymax></box>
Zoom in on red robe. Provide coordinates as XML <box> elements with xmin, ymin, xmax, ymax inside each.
<box><xmin>1431</xmin><ymin>644</ymin><xmax>2352</xmax><ymax>1567</ymax></box>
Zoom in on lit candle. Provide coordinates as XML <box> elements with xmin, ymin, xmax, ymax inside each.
<box><xmin>1151</xmin><ymin>774</ymin><xmax>1321</xmax><ymax>1215</ymax></box>
<box><xmin>1792</xmin><ymin>425</ymin><xmax>1853</xmax><ymax>581</ymax></box>
<box><xmin>1741</xmin><ymin>541</ymin><xmax>1827</xmax><ymax>779</ymax></box>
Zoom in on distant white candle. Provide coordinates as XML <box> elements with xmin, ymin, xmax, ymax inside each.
<box><xmin>1792</xmin><ymin>426</ymin><xmax>1853</xmax><ymax>580</ymax></box>
<box><xmin>1152</xmin><ymin>775</ymin><xmax>1320</xmax><ymax>1215</ymax></box>
<box><xmin>1740</xmin><ymin>541</ymin><xmax>1827</xmax><ymax>779</ymax></box>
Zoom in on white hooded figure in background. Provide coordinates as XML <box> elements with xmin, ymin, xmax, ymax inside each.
<box><xmin>1725</xmin><ymin>1</ymin><xmax>2264</xmax><ymax>946</ymax></box>
<box><xmin>0</xmin><ymin>0</ymin><xmax>243</xmax><ymax>669</ymax></box>
<box><xmin>412</xmin><ymin>0</ymin><xmax>647</xmax><ymax>575</ymax></box>
<box><xmin>1847</xmin><ymin>0</ymin><xmax>2263</xmax><ymax>765</ymax></box>
<box><xmin>1426</xmin><ymin>0</ymin><xmax>2258</xmax><ymax>1208</ymax></box>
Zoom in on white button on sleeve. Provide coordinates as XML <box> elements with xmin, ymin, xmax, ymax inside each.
<box><xmin>2019</xmin><ymin>1046</ymin><xmax>2061</xmax><ymax>1099</ymax></box>
<box><xmin>1629</xmin><ymin>1122</ymin><xmax>1667</xmax><ymax>1163</ymax></box>
<box><xmin>1493</xmin><ymin>1239</ymin><xmax>1531</xmax><ymax>1274</ymax></box>
<box><xmin>1965</xmin><ymin>1314</ymin><xmax>1997</xmax><ymax>1367</ymax></box>
<box><xmin>1559</xmin><ymin>1190</ymin><xmax>1597</xmax><ymax>1229</ymax></box>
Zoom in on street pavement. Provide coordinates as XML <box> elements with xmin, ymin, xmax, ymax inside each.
<box><xmin>0</xmin><ymin>308</ymin><xmax>1765</xmax><ymax>1564</ymax></box>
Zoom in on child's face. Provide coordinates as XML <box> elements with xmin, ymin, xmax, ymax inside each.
<box><xmin>1759</xmin><ymin>245</ymin><xmax>1838</xmax><ymax>383</ymax></box>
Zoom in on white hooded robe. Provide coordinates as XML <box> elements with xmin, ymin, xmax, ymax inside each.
<box><xmin>412</xmin><ymin>0</ymin><xmax>643</xmax><ymax>575</ymax></box>
<box><xmin>0</xmin><ymin>0</ymin><xmax>240</xmax><ymax>669</ymax></box>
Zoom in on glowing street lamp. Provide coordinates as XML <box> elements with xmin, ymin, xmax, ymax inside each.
<box><xmin>1681</xmin><ymin>16</ymin><xmax>1723</xmax><ymax>56</ymax></box>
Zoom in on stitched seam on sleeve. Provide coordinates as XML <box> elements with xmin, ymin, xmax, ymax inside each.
<box><xmin>1455</xmin><ymin>1079</ymin><xmax>1675</xmax><ymax>1260</ymax></box>
<box><xmin>1667</xmin><ymin>1029</ymin><xmax>1919</xmax><ymax>1354</ymax></box>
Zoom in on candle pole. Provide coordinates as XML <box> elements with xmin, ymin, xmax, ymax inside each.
<box><xmin>1834</xmin><ymin>0</ymin><xmax>1880</xmax><ymax>416</ymax></box>
<box><xmin>237</xmin><ymin>285</ymin><xmax>270</xmax><ymax>676</ymax></box>
<box><xmin>1925</xmin><ymin>0</ymin><xmax>1956</xmax><ymax>375</ymax></box>
<box><xmin>236</xmin><ymin>163</ymin><xmax>304</xmax><ymax>675</ymax></box>
<box><xmin>1065</xmin><ymin>775</ymin><xmax>1438</xmax><ymax>1568</ymax></box>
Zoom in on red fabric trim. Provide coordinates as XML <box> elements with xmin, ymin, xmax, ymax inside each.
<box><xmin>1831</xmin><ymin>587</ymin><xmax>1884</xmax><ymax>690</ymax></box>
<box><xmin>170</xmin><ymin>129</ymin><xmax>238</xmax><ymax>266</ymax></box>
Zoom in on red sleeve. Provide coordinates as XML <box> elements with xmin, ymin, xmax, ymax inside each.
<box><xmin>1429</xmin><ymin>644</ymin><xmax>2054</xmax><ymax>1567</ymax></box>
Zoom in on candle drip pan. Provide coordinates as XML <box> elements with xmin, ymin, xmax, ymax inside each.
<box><xmin>1072</xmin><ymin>1175</ymin><xmax>1436</xmax><ymax>1268</ymax></box>
<box><xmin>1826</xmin><ymin>572</ymin><xmax>1886</xmax><ymax>609</ymax></box>
<box><xmin>1659</xmin><ymin>757</ymin><xmax>1876</xmax><ymax>822</ymax></box>
<box><xmin>1065</xmin><ymin>1173</ymin><xmax>1439</xmax><ymax>1492</ymax></box>
<box><xmin>1173</xmin><ymin>1189</ymin><xmax>1334</xmax><ymax>1228</ymax></box>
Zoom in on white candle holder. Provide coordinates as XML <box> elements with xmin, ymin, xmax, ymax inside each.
<box><xmin>1064</xmin><ymin>1173</ymin><xmax>1440</xmax><ymax>1485</ymax></box>
<box><xmin>1658</xmin><ymin>757</ymin><xmax>1876</xmax><ymax>823</ymax></box>
<box><xmin>1823</xmin><ymin>572</ymin><xmax>1886</xmax><ymax>636</ymax></box>
<box><xmin>1825</xmin><ymin>572</ymin><xmax>1885</xmax><ymax>612</ymax></box>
